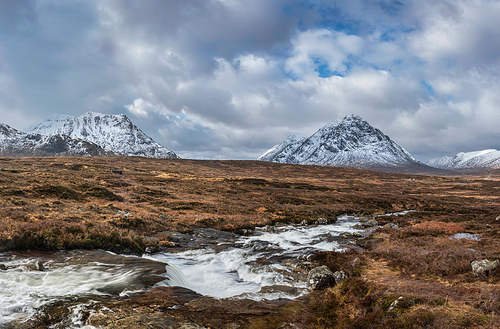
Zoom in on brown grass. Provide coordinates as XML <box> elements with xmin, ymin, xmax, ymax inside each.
<box><xmin>1</xmin><ymin>156</ymin><xmax>500</xmax><ymax>327</ymax></box>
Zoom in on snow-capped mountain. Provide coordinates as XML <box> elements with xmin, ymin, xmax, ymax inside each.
<box><xmin>427</xmin><ymin>149</ymin><xmax>500</xmax><ymax>169</ymax></box>
<box><xmin>258</xmin><ymin>114</ymin><xmax>425</xmax><ymax>170</ymax></box>
<box><xmin>0</xmin><ymin>123</ymin><xmax>114</xmax><ymax>157</ymax></box>
<box><xmin>23</xmin><ymin>112</ymin><xmax>178</xmax><ymax>158</ymax></box>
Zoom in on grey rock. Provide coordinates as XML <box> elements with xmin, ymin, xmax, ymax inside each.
<box><xmin>471</xmin><ymin>259</ymin><xmax>499</xmax><ymax>276</ymax></box>
<box><xmin>300</xmin><ymin>220</ymin><xmax>309</xmax><ymax>226</ymax></box>
<box><xmin>388</xmin><ymin>296</ymin><xmax>404</xmax><ymax>312</ymax></box>
<box><xmin>282</xmin><ymin>259</ymin><xmax>319</xmax><ymax>272</ymax></box>
<box><xmin>316</xmin><ymin>218</ymin><xmax>329</xmax><ymax>225</ymax></box>
<box><xmin>0</xmin><ymin>263</ymin><xmax>6</xmax><ymax>271</ymax></box>
<box><xmin>259</xmin><ymin>285</ymin><xmax>302</xmax><ymax>297</ymax></box>
<box><xmin>307</xmin><ymin>266</ymin><xmax>336</xmax><ymax>290</ymax></box>
<box><xmin>332</xmin><ymin>270</ymin><xmax>348</xmax><ymax>286</ymax></box>
<box><xmin>34</xmin><ymin>260</ymin><xmax>46</xmax><ymax>271</ymax></box>
<box><xmin>263</xmin><ymin>225</ymin><xmax>276</xmax><ymax>233</ymax></box>
<box><xmin>362</xmin><ymin>219</ymin><xmax>378</xmax><ymax>228</ymax></box>
<box><xmin>384</xmin><ymin>223</ymin><xmax>400</xmax><ymax>229</ymax></box>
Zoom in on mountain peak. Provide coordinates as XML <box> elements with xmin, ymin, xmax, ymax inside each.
<box><xmin>23</xmin><ymin>112</ymin><xmax>178</xmax><ymax>159</ymax></box>
<box><xmin>258</xmin><ymin>114</ymin><xmax>421</xmax><ymax>170</ymax></box>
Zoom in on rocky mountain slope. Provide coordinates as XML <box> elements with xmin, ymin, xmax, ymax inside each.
<box><xmin>0</xmin><ymin>123</ymin><xmax>114</xmax><ymax>157</ymax></box>
<box><xmin>258</xmin><ymin>114</ymin><xmax>431</xmax><ymax>172</ymax></box>
<box><xmin>427</xmin><ymin>149</ymin><xmax>500</xmax><ymax>169</ymax></box>
<box><xmin>23</xmin><ymin>112</ymin><xmax>178</xmax><ymax>158</ymax></box>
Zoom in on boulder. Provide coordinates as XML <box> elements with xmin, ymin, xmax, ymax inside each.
<box><xmin>0</xmin><ymin>263</ymin><xmax>6</xmax><ymax>271</ymax></box>
<box><xmin>362</xmin><ymin>219</ymin><xmax>378</xmax><ymax>228</ymax></box>
<box><xmin>282</xmin><ymin>259</ymin><xmax>319</xmax><ymax>272</ymax></box>
<box><xmin>307</xmin><ymin>266</ymin><xmax>347</xmax><ymax>290</ymax></box>
<box><xmin>384</xmin><ymin>223</ymin><xmax>400</xmax><ymax>229</ymax></box>
<box><xmin>471</xmin><ymin>259</ymin><xmax>499</xmax><ymax>276</ymax></box>
<box><xmin>332</xmin><ymin>270</ymin><xmax>348</xmax><ymax>286</ymax></box>
<box><xmin>316</xmin><ymin>218</ymin><xmax>329</xmax><ymax>225</ymax></box>
<box><xmin>307</xmin><ymin>266</ymin><xmax>335</xmax><ymax>290</ymax></box>
<box><xmin>263</xmin><ymin>225</ymin><xmax>276</xmax><ymax>233</ymax></box>
<box><xmin>34</xmin><ymin>260</ymin><xmax>46</xmax><ymax>271</ymax></box>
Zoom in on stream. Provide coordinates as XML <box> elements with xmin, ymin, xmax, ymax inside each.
<box><xmin>0</xmin><ymin>214</ymin><xmax>367</xmax><ymax>328</ymax></box>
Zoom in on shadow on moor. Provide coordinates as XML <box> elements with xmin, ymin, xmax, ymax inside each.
<box><xmin>1</xmin><ymin>156</ymin><xmax>500</xmax><ymax>328</ymax></box>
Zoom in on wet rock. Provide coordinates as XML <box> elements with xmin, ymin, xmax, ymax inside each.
<box><xmin>259</xmin><ymin>285</ymin><xmax>302</xmax><ymax>297</ymax></box>
<box><xmin>0</xmin><ymin>263</ymin><xmax>6</xmax><ymax>271</ymax></box>
<box><xmin>193</xmin><ymin>228</ymin><xmax>239</xmax><ymax>240</ymax></box>
<box><xmin>263</xmin><ymin>225</ymin><xmax>276</xmax><ymax>233</ymax></box>
<box><xmin>34</xmin><ymin>260</ymin><xmax>46</xmax><ymax>271</ymax></box>
<box><xmin>307</xmin><ymin>265</ymin><xmax>335</xmax><ymax>290</ymax></box>
<box><xmin>316</xmin><ymin>218</ymin><xmax>329</xmax><ymax>225</ymax></box>
<box><xmin>471</xmin><ymin>259</ymin><xmax>500</xmax><ymax>276</ymax></box>
<box><xmin>300</xmin><ymin>220</ymin><xmax>308</xmax><ymax>226</ymax></box>
<box><xmin>282</xmin><ymin>259</ymin><xmax>319</xmax><ymax>272</ymax></box>
<box><xmin>339</xmin><ymin>231</ymin><xmax>364</xmax><ymax>239</ymax></box>
<box><xmin>359</xmin><ymin>218</ymin><xmax>378</xmax><ymax>228</ymax></box>
<box><xmin>91</xmin><ymin>289</ymin><xmax>304</xmax><ymax>329</ymax></box>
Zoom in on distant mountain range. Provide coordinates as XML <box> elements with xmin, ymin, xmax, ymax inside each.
<box><xmin>0</xmin><ymin>112</ymin><xmax>178</xmax><ymax>158</ymax></box>
<box><xmin>258</xmin><ymin>114</ymin><xmax>444</xmax><ymax>174</ymax></box>
<box><xmin>427</xmin><ymin>149</ymin><xmax>500</xmax><ymax>170</ymax></box>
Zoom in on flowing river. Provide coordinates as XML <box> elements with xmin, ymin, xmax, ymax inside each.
<box><xmin>0</xmin><ymin>214</ymin><xmax>368</xmax><ymax>328</ymax></box>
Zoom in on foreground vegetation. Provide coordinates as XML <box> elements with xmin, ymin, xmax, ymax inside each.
<box><xmin>1</xmin><ymin>156</ymin><xmax>499</xmax><ymax>328</ymax></box>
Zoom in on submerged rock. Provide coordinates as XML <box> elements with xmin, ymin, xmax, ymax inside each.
<box><xmin>471</xmin><ymin>259</ymin><xmax>499</xmax><ymax>276</ymax></box>
<box><xmin>0</xmin><ymin>263</ymin><xmax>6</xmax><ymax>271</ymax></box>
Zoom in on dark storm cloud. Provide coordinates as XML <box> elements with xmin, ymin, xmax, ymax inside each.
<box><xmin>1</xmin><ymin>0</ymin><xmax>500</xmax><ymax>160</ymax></box>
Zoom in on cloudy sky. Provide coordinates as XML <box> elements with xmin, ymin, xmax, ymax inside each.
<box><xmin>1</xmin><ymin>0</ymin><xmax>499</xmax><ymax>161</ymax></box>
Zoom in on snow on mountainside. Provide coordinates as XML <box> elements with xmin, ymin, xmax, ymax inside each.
<box><xmin>258</xmin><ymin>114</ymin><xmax>423</xmax><ymax>170</ymax></box>
<box><xmin>0</xmin><ymin>123</ymin><xmax>114</xmax><ymax>157</ymax></box>
<box><xmin>427</xmin><ymin>149</ymin><xmax>500</xmax><ymax>169</ymax></box>
<box><xmin>24</xmin><ymin>112</ymin><xmax>178</xmax><ymax>159</ymax></box>
<box><xmin>258</xmin><ymin>133</ymin><xmax>307</xmax><ymax>162</ymax></box>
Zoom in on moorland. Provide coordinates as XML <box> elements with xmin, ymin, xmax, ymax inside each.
<box><xmin>1</xmin><ymin>156</ymin><xmax>499</xmax><ymax>328</ymax></box>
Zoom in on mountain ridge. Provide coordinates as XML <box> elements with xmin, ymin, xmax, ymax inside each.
<box><xmin>0</xmin><ymin>123</ymin><xmax>115</xmax><ymax>157</ymax></box>
<box><xmin>427</xmin><ymin>149</ymin><xmax>500</xmax><ymax>169</ymax></box>
<box><xmin>23</xmin><ymin>112</ymin><xmax>178</xmax><ymax>159</ymax></box>
<box><xmin>258</xmin><ymin>114</ymin><xmax>443</xmax><ymax>174</ymax></box>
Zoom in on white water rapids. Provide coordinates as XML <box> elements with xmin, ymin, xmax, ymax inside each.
<box><xmin>0</xmin><ymin>214</ymin><xmax>370</xmax><ymax>327</ymax></box>
<box><xmin>149</xmin><ymin>216</ymin><xmax>363</xmax><ymax>299</ymax></box>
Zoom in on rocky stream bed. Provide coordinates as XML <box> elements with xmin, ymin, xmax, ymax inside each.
<box><xmin>0</xmin><ymin>214</ymin><xmax>402</xmax><ymax>328</ymax></box>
